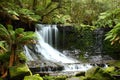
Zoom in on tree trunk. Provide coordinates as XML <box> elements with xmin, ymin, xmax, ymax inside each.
<box><xmin>9</xmin><ymin>44</ymin><xmax>16</xmax><ymax>67</ymax></box>
<box><xmin>1</xmin><ymin>63</ymin><xmax>8</xmax><ymax>78</ymax></box>
<box><xmin>1</xmin><ymin>44</ymin><xmax>16</xmax><ymax>78</ymax></box>
<box><xmin>9</xmin><ymin>51</ymin><xmax>15</xmax><ymax>67</ymax></box>
<box><xmin>32</xmin><ymin>0</ymin><xmax>37</xmax><ymax>10</ymax></box>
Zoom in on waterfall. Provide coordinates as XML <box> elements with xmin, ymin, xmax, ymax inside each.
<box><xmin>35</xmin><ymin>24</ymin><xmax>78</xmax><ymax>63</ymax></box>
<box><xmin>24</xmin><ymin>24</ymin><xmax>93</xmax><ymax>72</ymax></box>
<box><xmin>24</xmin><ymin>45</ymin><xmax>38</xmax><ymax>61</ymax></box>
<box><xmin>24</xmin><ymin>45</ymin><xmax>34</xmax><ymax>61</ymax></box>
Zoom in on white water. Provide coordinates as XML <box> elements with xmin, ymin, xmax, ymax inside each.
<box><xmin>24</xmin><ymin>45</ymin><xmax>34</xmax><ymax>61</ymax></box>
<box><xmin>24</xmin><ymin>45</ymin><xmax>38</xmax><ymax>61</ymax></box>
<box><xmin>24</xmin><ymin>24</ymin><xmax>93</xmax><ymax>71</ymax></box>
<box><xmin>35</xmin><ymin>24</ymin><xmax>78</xmax><ymax>63</ymax></box>
<box><xmin>64</xmin><ymin>63</ymin><xmax>93</xmax><ymax>72</ymax></box>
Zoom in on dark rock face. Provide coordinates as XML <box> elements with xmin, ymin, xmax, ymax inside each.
<box><xmin>57</xmin><ymin>25</ymin><xmax>80</xmax><ymax>50</ymax></box>
<box><xmin>29</xmin><ymin>66</ymin><xmax>64</xmax><ymax>73</ymax></box>
<box><xmin>12</xmin><ymin>20</ymin><xmax>35</xmax><ymax>31</ymax></box>
<box><xmin>75</xmin><ymin>72</ymin><xmax>85</xmax><ymax>77</ymax></box>
<box><xmin>29</xmin><ymin>65</ymin><xmax>64</xmax><ymax>77</ymax></box>
<box><xmin>27</xmin><ymin>60</ymin><xmax>64</xmax><ymax>76</ymax></box>
<box><xmin>57</xmin><ymin>25</ymin><xmax>75</xmax><ymax>33</ymax></box>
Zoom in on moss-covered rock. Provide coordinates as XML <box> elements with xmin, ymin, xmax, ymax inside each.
<box><xmin>79</xmin><ymin>76</ymin><xmax>86</xmax><ymax>80</ymax></box>
<box><xmin>9</xmin><ymin>64</ymin><xmax>32</xmax><ymax>80</ymax></box>
<box><xmin>24</xmin><ymin>74</ymin><xmax>43</xmax><ymax>80</ymax></box>
<box><xmin>43</xmin><ymin>75</ymin><xmax>67</xmax><ymax>80</ymax></box>
<box><xmin>104</xmin><ymin>66</ymin><xmax>115</xmax><ymax>73</ymax></box>
<box><xmin>82</xmin><ymin>67</ymin><xmax>115</xmax><ymax>80</ymax></box>
<box><xmin>107</xmin><ymin>60</ymin><xmax>120</xmax><ymax>68</ymax></box>
<box><xmin>54</xmin><ymin>75</ymin><xmax>67</xmax><ymax>80</ymax></box>
<box><xmin>42</xmin><ymin>75</ymin><xmax>55</xmax><ymax>80</ymax></box>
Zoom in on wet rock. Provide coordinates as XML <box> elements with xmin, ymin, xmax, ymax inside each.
<box><xmin>96</xmin><ymin>63</ymin><xmax>107</xmax><ymax>67</ymax></box>
<box><xmin>28</xmin><ymin>60</ymin><xmax>64</xmax><ymax>73</ymax></box>
<box><xmin>89</xmin><ymin>55</ymin><xmax>113</xmax><ymax>64</ymax></box>
<box><xmin>75</xmin><ymin>72</ymin><xmax>85</xmax><ymax>77</ymax></box>
<box><xmin>29</xmin><ymin>65</ymin><xmax>64</xmax><ymax>73</ymax></box>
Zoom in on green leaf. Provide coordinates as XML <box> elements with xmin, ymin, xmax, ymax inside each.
<box><xmin>17</xmin><ymin>31</ymin><xmax>36</xmax><ymax>44</ymax></box>
<box><xmin>8</xmin><ymin>10</ymin><xmax>19</xmax><ymax>16</ymax></box>
<box><xmin>7</xmin><ymin>25</ymin><xmax>15</xmax><ymax>41</ymax></box>
<box><xmin>15</xmin><ymin>28</ymin><xmax>24</xmax><ymax>35</ymax></box>
<box><xmin>0</xmin><ymin>24</ymin><xmax>10</xmax><ymax>39</ymax></box>
<box><xmin>19</xmin><ymin>8</ymin><xmax>34</xmax><ymax>15</ymax></box>
<box><xmin>30</xmin><ymin>15</ymin><xmax>41</xmax><ymax>21</ymax></box>
<box><xmin>0</xmin><ymin>41</ymin><xmax>7</xmax><ymax>51</ymax></box>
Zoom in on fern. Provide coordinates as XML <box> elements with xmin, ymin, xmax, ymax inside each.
<box><xmin>0</xmin><ymin>41</ymin><xmax>7</xmax><ymax>52</ymax></box>
<box><xmin>105</xmin><ymin>23</ymin><xmax>120</xmax><ymax>45</ymax></box>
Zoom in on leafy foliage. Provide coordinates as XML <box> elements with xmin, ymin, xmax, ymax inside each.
<box><xmin>94</xmin><ymin>8</ymin><xmax>120</xmax><ymax>45</ymax></box>
<box><xmin>0</xmin><ymin>41</ymin><xmax>7</xmax><ymax>53</ymax></box>
<box><xmin>105</xmin><ymin>23</ymin><xmax>120</xmax><ymax>45</ymax></box>
<box><xmin>83</xmin><ymin>67</ymin><xmax>115</xmax><ymax>80</ymax></box>
<box><xmin>96</xmin><ymin>8</ymin><xmax>120</xmax><ymax>28</ymax></box>
<box><xmin>71</xmin><ymin>0</ymin><xmax>109</xmax><ymax>25</ymax></box>
<box><xmin>0</xmin><ymin>24</ymin><xmax>36</xmax><ymax>77</ymax></box>
<box><xmin>0</xmin><ymin>24</ymin><xmax>36</xmax><ymax>59</ymax></box>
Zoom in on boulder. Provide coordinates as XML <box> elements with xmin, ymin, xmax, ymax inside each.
<box><xmin>24</xmin><ymin>74</ymin><xmax>43</xmax><ymax>80</ymax></box>
<box><xmin>84</xmin><ymin>67</ymin><xmax>115</xmax><ymax>80</ymax></box>
<box><xmin>9</xmin><ymin>64</ymin><xmax>32</xmax><ymax>80</ymax></box>
<box><xmin>75</xmin><ymin>72</ymin><xmax>85</xmax><ymax>77</ymax></box>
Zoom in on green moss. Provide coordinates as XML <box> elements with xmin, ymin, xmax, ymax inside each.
<box><xmin>24</xmin><ymin>74</ymin><xmax>43</xmax><ymax>80</ymax></box>
<box><xmin>43</xmin><ymin>75</ymin><xmax>55</xmax><ymax>80</ymax></box>
<box><xmin>84</xmin><ymin>67</ymin><xmax>115</xmax><ymax>80</ymax></box>
<box><xmin>108</xmin><ymin>60</ymin><xmax>120</xmax><ymax>68</ymax></box>
<box><xmin>43</xmin><ymin>75</ymin><xmax>67</xmax><ymax>80</ymax></box>
<box><xmin>85</xmin><ymin>67</ymin><xmax>98</xmax><ymax>77</ymax></box>
<box><xmin>104</xmin><ymin>66</ymin><xmax>115</xmax><ymax>73</ymax></box>
<box><xmin>9</xmin><ymin>64</ymin><xmax>32</xmax><ymax>80</ymax></box>
<box><xmin>54</xmin><ymin>75</ymin><xmax>67</xmax><ymax>80</ymax></box>
<box><xmin>18</xmin><ymin>52</ymin><xmax>27</xmax><ymax>63</ymax></box>
<box><xmin>79</xmin><ymin>76</ymin><xmax>86</xmax><ymax>80</ymax></box>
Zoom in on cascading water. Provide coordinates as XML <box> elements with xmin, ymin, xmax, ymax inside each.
<box><xmin>24</xmin><ymin>45</ymin><xmax>38</xmax><ymax>61</ymax></box>
<box><xmin>25</xmin><ymin>24</ymin><xmax>93</xmax><ymax>72</ymax></box>
<box><xmin>35</xmin><ymin>24</ymin><xmax>78</xmax><ymax>63</ymax></box>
